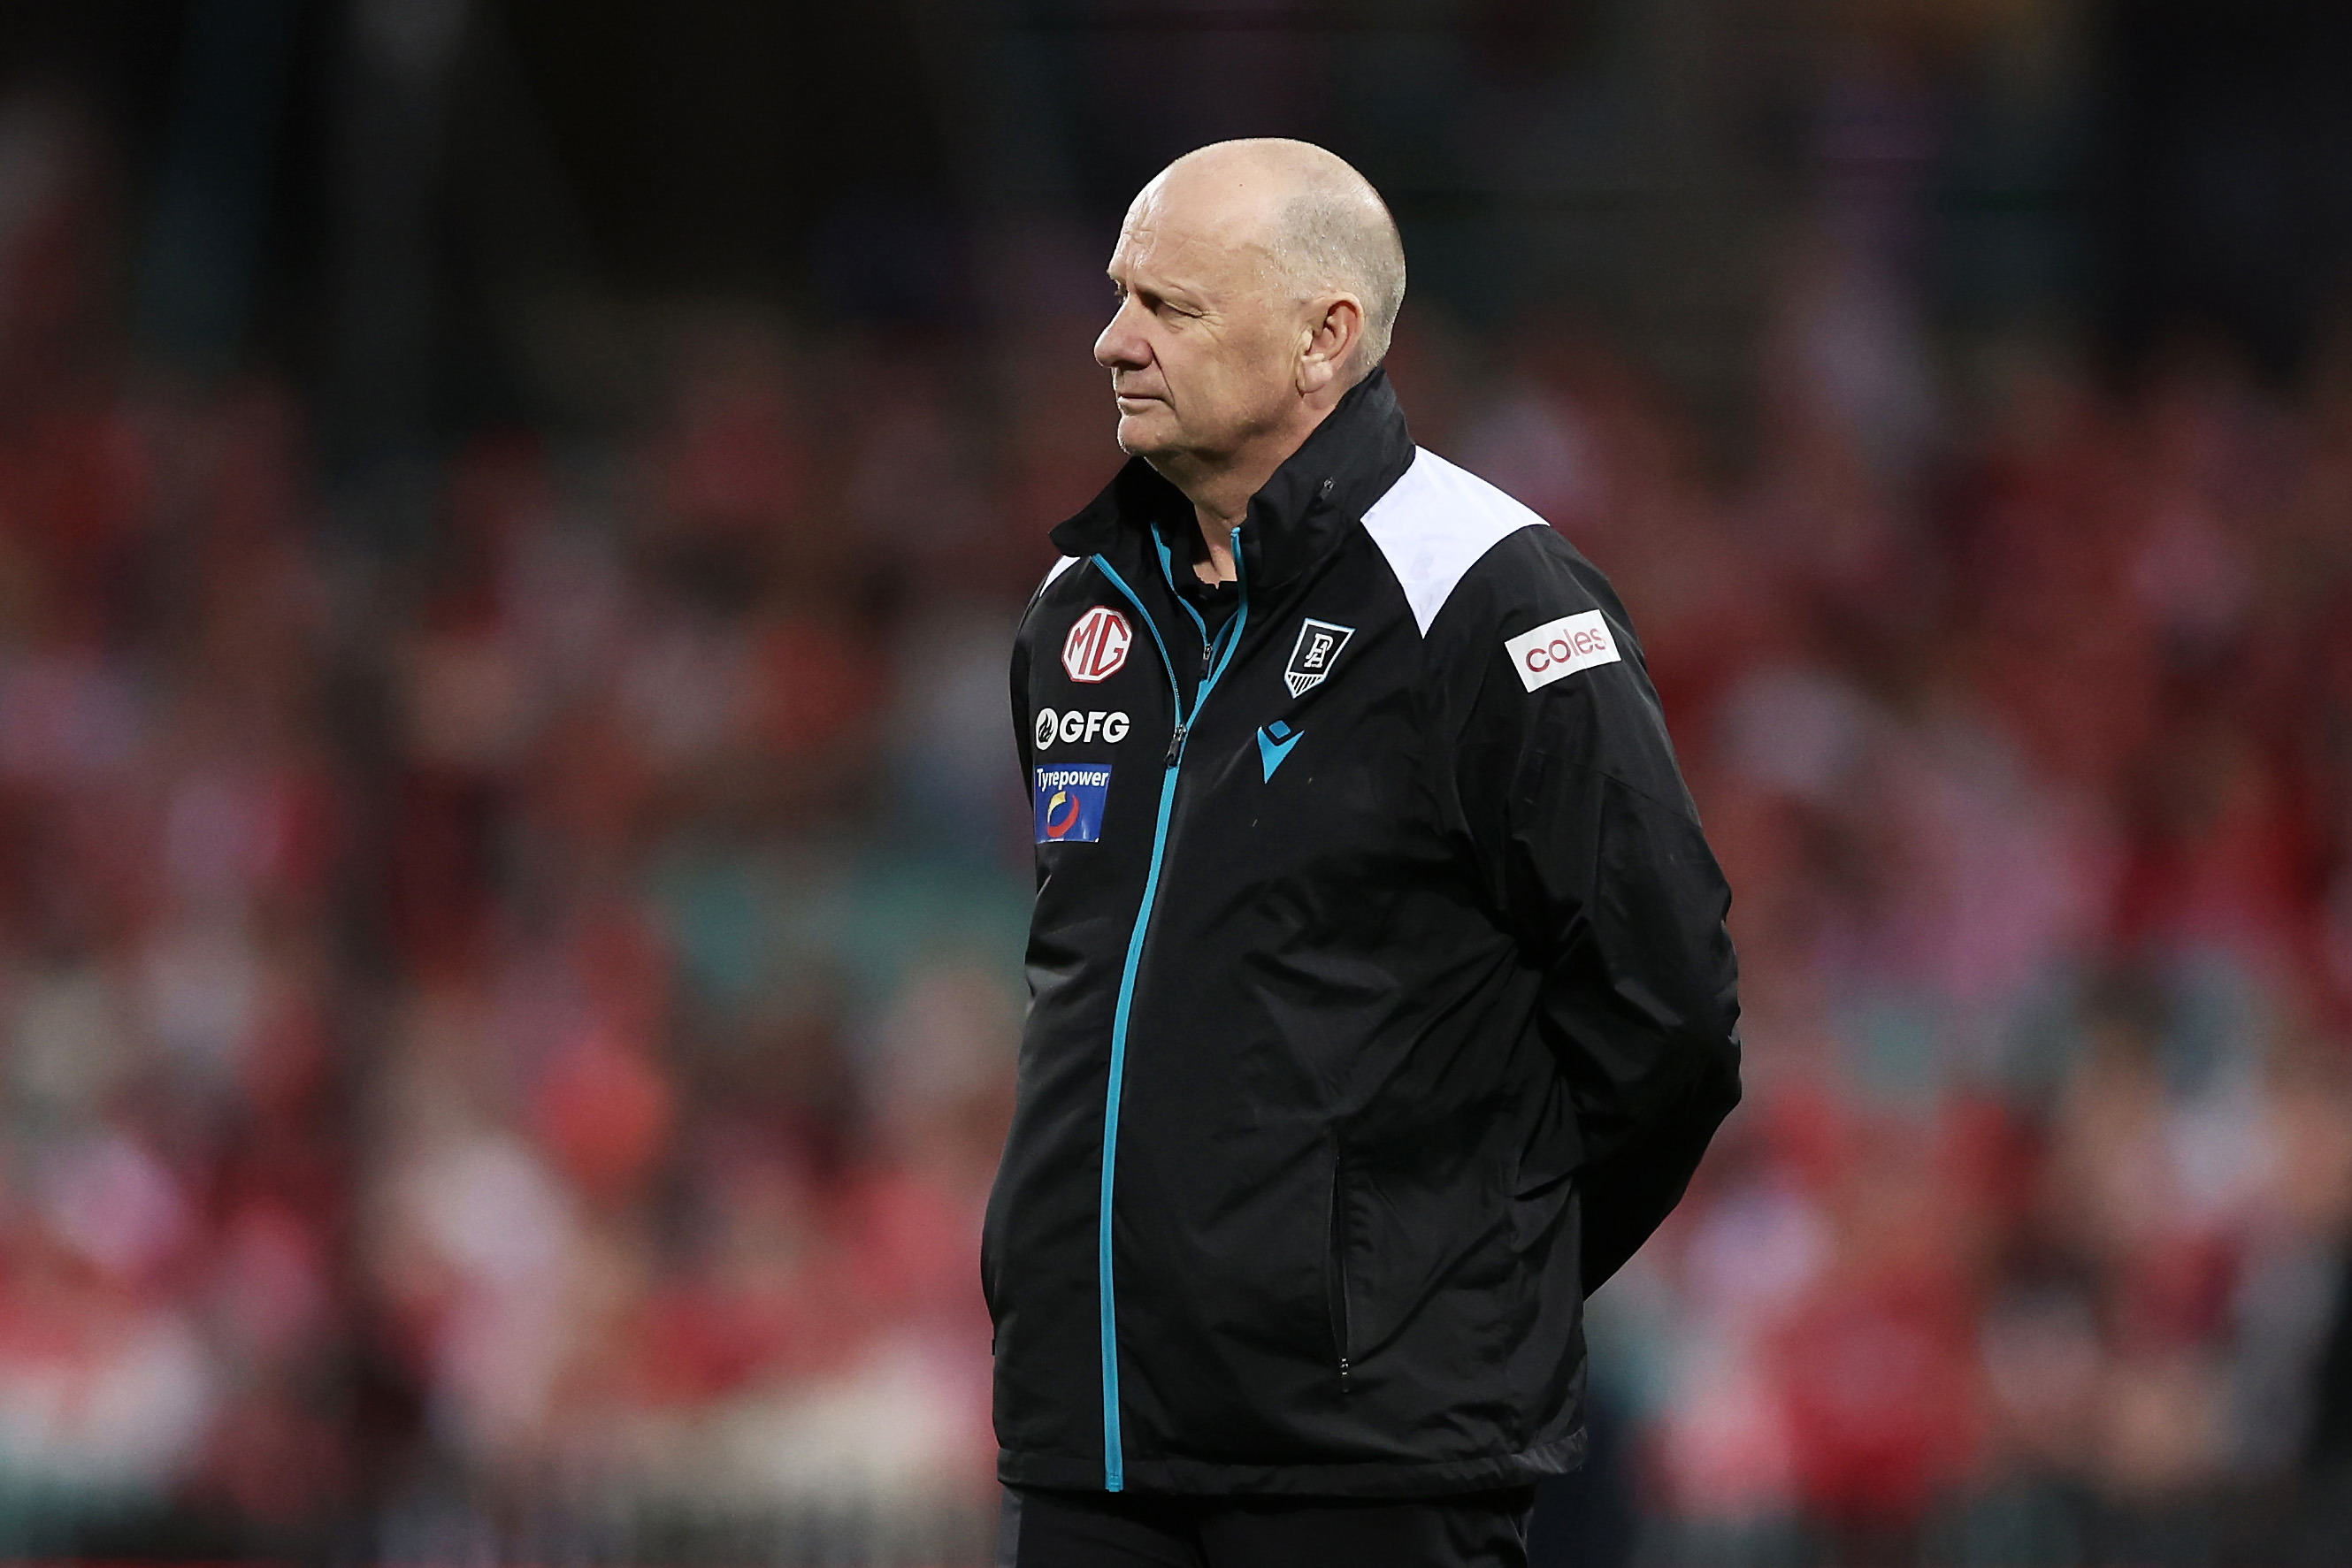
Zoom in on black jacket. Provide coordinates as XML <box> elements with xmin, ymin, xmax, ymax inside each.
<box><xmin>985</xmin><ymin>371</ymin><xmax>1740</xmax><ymax>1498</ymax></box>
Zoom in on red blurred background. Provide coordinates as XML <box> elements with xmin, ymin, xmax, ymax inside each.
<box><xmin>1</xmin><ymin>2</ymin><xmax>2351</xmax><ymax>1564</ymax></box>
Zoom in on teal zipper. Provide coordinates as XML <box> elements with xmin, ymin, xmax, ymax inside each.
<box><xmin>1086</xmin><ymin>531</ymin><xmax>1247</xmax><ymax>1491</ymax></box>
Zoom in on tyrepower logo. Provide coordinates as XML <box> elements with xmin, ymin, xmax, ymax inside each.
<box><xmin>1061</xmin><ymin>608</ymin><xmax>1132</xmax><ymax>683</ymax></box>
<box><xmin>1034</xmin><ymin>708</ymin><xmax>1130</xmax><ymax>750</ymax></box>
<box><xmin>1505</xmin><ymin>610</ymin><xmax>1621</xmax><ymax>692</ymax></box>
<box><xmin>1033</xmin><ymin>766</ymin><xmax>1112</xmax><ymax>843</ymax></box>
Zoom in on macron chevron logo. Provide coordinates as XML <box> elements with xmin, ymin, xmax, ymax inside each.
<box><xmin>1256</xmin><ymin>720</ymin><xmax>1303</xmax><ymax>780</ymax></box>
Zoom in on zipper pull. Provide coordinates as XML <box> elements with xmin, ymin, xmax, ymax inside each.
<box><xmin>1199</xmin><ymin>642</ymin><xmax>1212</xmax><ymax>679</ymax></box>
<box><xmin>1165</xmin><ymin>723</ymin><xmax>1187</xmax><ymax>767</ymax></box>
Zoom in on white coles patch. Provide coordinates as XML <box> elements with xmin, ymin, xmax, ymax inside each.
<box><xmin>1505</xmin><ymin>610</ymin><xmax>1621</xmax><ymax>692</ymax></box>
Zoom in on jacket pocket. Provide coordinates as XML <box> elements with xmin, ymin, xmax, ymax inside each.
<box><xmin>1326</xmin><ymin>1145</ymin><xmax>1355</xmax><ymax>1387</ymax></box>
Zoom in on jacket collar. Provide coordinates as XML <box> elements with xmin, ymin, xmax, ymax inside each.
<box><xmin>1049</xmin><ymin>367</ymin><xmax>1416</xmax><ymax>595</ymax></box>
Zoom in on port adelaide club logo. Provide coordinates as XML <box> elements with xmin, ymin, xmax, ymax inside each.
<box><xmin>1062</xmin><ymin>607</ymin><xmax>1131</xmax><ymax>684</ymax></box>
<box><xmin>1283</xmin><ymin>618</ymin><xmax>1354</xmax><ymax>698</ymax></box>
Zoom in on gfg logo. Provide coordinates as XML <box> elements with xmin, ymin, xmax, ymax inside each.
<box><xmin>1035</xmin><ymin>708</ymin><xmax>1131</xmax><ymax>750</ymax></box>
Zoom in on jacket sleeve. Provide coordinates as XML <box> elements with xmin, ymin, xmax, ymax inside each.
<box><xmin>1453</xmin><ymin>542</ymin><xmax>1741</xmax><ymax>1293</ymax></box>
<box><xmin>1010</xmin><ymin>624</ymin><xmax>1034</xmax><ymax>790</ymax></box>
<box><xmin>1011</xmin><ymin>555</ymin><xmax>1080</xmax><ymax>791</ymax></box>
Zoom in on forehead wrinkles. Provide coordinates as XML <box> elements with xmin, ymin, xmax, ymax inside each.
<box><xmin>1117</xmin><ymin>187</ymin><xmax>1287</xmax><ymax>305</ymax></box>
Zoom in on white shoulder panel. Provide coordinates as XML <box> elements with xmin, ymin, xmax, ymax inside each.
<box><xmin>1038</xmin><ymin>554</ymin><xmax>1083</xmax><ymax>593</ymax></box>
<box><xmin>1359</xmin><ymin>448</ymin><xmax>1550</xmax><ymax>635</ymax></box>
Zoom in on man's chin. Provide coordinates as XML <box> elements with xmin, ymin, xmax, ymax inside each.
<box><xmin>1113</xmin><ymin>406</ymin><xmax>1178</xmax><ymax>456</ymax></box>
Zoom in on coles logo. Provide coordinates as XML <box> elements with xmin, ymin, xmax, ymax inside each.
<box><xmin>1034</xmin><ymin>708</ymin><xmax>1130</xmax><ymax>750</ymax></box>
<box><xmin>1061</xmin><ymin>607</ymin><xmax>1132</xmax><ymax>684</ymax></box>
<box><xmin>1504</xmin><ymin>609</ymin><xmax>1622</xmax><ymax>692</ymax></box>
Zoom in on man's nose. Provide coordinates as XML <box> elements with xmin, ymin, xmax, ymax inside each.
<box><xmin>1095</xmin><ymin>301</ymin><xmax>1148</xmax><ymax>371</ymax></box>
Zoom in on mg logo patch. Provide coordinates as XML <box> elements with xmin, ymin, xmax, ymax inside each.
<box><xmin>1283</xmin><ymin>618</ymin><xmax>1354</xmax><ymax>699</ymax></box>
<box><xmin>1061</xmin><ymin>608</ymin><xmax>1132</xmax><ymax>684</ymax></box>
<box><xmin>1034</xmin><ymin>765</ymin><xmax>1113</xmax><ymax>843</ymax></box>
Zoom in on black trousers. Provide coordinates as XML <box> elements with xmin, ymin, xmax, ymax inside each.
<box><xmin>998</xmin><ymin>1485</ymin><xmax>1537</xmax><ymax>1568</ymax></box>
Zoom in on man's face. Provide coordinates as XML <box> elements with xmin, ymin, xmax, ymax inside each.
<box><xmin>1094</xmin><ymin>177</ymin><xmax>1303</xmax><ymax>468</ymax></box>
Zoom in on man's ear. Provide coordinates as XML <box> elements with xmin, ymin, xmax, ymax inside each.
<box><xmin>1296</xmin><ymin>296</ymin><xmax>1366</xmax><ymax>394</ymax></box>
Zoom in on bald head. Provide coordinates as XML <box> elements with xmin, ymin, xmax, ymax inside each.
<box><xmin>1095</xmin><ymin>140</ymin><xmax>1407</xmax><ymax>537</ymax></box>
<box><xmin>1141</xmin><ymin>139</ymin><xmax>1408</xmax><ymax>372</ymax></box>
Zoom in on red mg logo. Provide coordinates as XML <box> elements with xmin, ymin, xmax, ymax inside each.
<box><xmin>1061</xmin><ymin>607</ymin><xmax>1132</xmax><ymax>684</ymax></box>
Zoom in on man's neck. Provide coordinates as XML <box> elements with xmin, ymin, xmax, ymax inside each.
<box><xmin>1190</xmin><ymin>500</ymin><xmax>1244</xmax><ymax>583</ymax></box>
<box><xmin>1164</xmin><ymin>398</ymin><xmax>1344</xmax><ymax>585</ymax></box>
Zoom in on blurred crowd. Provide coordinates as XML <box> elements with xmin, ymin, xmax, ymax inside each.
<box><xmin>3</xmin><ymin>80</ymin><xmax>2352</xmax><ymax>1564</ymax></box>
<box><xmin>1529</xmin><ymin>242</ymin><xmax>2352</xmax><ymax>1559</ymax></box>
<box><xmin>0</xmin><ymin>92</ymin><xmax>1040</xmax><ymax>1547</ymax></box>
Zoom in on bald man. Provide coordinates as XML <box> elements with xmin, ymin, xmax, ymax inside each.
<box><xmin>985</xmin><ymin>141</ymin><xmax>1741</xmax><ymax>1568</ymax></box>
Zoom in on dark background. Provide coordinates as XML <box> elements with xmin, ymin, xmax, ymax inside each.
<box><xmin>15</xmin><ymin>1</ymin><xmax>2352</xmax><ymax>430</ymax></box>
